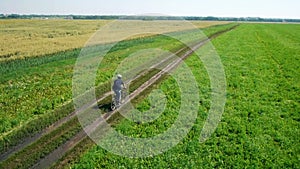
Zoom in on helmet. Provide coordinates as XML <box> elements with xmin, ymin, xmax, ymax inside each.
<box><xmin>117</xmin><ymin>74</ymin><xmax>122</xmax><ymax>78</ymax></box>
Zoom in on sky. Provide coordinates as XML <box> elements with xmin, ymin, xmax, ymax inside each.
<box><xmin>0</xmin><ymin>0</ymin><xmax>299</xmax><ymax>19</ymax></box>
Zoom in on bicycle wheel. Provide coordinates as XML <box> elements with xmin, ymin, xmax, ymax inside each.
<box><xmin>121</xmin><ymin>90</ymin><xmax>128</xmax><ymax>103</ymax></box>
<box><xmin>111</xmin><ymin>95</ymin><xmax>117</xmax><ymax>111</ymax></box>
<box><xmin>111</xmin><ymin>100</ymin><xmax>116</xmax><ymax>111</ymax></box>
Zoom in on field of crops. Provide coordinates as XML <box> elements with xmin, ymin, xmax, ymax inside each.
<box><xmin>0</xmin><ymin>20</ymin><xmax>299</xmax><ymax>168</ymax></box>
<box><xmin>0</xmin><ymin>21</ymin><xmax>233</xmax><ymax>138</ymax></box>
<box><xmin>0</xmin><ymin>19</ymin><xmax>227</xmax><ymax>62</ymax></box>
<box><xmin>61</xmin><ymin>23</ymin><xmax>299</xmax><ymax>168</ymax></box>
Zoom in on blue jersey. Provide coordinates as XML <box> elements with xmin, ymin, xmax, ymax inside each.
<box><xmin>113</xmin><ymin>79</ymin><xmax>123</xmax><ymax>90</ymax></box>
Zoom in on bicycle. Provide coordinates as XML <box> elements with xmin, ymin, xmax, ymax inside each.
<box><xmin>111</xmin><ymin>88</ymin><xmax>128</xmax><ymax>111</ymax></box>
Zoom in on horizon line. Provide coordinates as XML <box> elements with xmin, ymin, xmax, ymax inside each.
<box><xmin>1</xmin><ymin>13</ymin><xmax>300</xmax><ymax>20</ymax></box>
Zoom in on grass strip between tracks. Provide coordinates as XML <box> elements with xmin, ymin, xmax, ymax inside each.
<box><xmin>0</xmin><ymin>23</ymin><xmax>239</xmax><ymax>168</ymax></box>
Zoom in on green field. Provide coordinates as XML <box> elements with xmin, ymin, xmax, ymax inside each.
<box><xmin>0</xmin><ymin>21</ymin><xmax>236</xmax><ymax>165</ymax></box>
<box><xmin>0</xmin><ymin>22</ymin><xmax>234</xmax><ymax>136</ymax></box>
<box><xmin>65</xmin><ymin>23</ymin><xmax>299</xmax><ymax>168</ymax></box>
<box><xmin>0</xmin><ymin>21</ymin><xmax>299</xmax><ymax>168</ymax></box>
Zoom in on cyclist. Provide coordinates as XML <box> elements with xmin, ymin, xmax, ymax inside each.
<box><xmin>112</xmin><ymin>74</ymin><xmax>126</xmax><ymax>106</ymax></box>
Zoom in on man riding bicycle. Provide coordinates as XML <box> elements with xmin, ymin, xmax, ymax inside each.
<box><xmin>112</xmin><ymin>74</ymin><xmax>126</xmax><ymax>106</ymax></box>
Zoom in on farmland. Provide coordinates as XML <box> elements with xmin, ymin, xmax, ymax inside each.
<box><xmin>0</xmin><ymin>20</ymin><xmax>233</xmax><ymax>138</ymax></box>
<box><xmin>0</xmin><ymin>20</ymin><xmax>299</xmax><ymax>168</ymax></box>
<box><xmin>0</xmin><ymin>19</ymin><xmax>228</xmax><ymax>62</ymax></box>
<box><xmin>63</xmin><ymin>23</ymin><xmax>299</xmax><ymax>168</ymax></box>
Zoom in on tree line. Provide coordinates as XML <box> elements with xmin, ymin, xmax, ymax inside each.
<box><xmin>1</xmin><ymin>14</ymin><xmax>299</xmax><ymax>22</ymax></box>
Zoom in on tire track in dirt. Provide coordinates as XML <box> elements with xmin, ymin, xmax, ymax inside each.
<box><xmin>0</xmin><ymin>24</ymin><xmax>239</xmax><ymax>168</ymax></box>
<box><xmin>0</xmin><ymin>34</ymin><xmax>187</xmax><ymax>162</ymax></box>
<box><xmin>33</xmin><ymin>24</ymin><xmax>239</xmax><ymax>169</ymax></box>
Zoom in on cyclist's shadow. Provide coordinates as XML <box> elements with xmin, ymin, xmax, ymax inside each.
<box><xmin>97</xmin><ymin>103</ymin><xmax>111</xmax><ymax>112</ymax></box>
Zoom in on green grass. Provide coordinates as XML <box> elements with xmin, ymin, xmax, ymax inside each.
<box><xmin>0</xmin><ymin>23</ymin><xmax>234</xmax><ymax>135</ymax></box>
<box><xmin>0</xmin><ymin>23</ymin><xmax>237</xmax><ymax>157</ymax></box>
<box><xmin>0</xmin><ymin>35</ymin><xmax>180</xmax><ymax>154</ymax></box>
<box><xmin>69</xmin><ymin>23</ymin><xmax>299</xmax><ymax>168</ymax></box>
<box><xmin>0</xmin><ymin>117</ymin><xmax>82</xmax><ymax>169</ymax></box>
